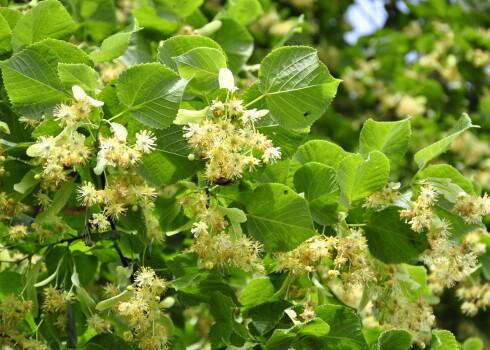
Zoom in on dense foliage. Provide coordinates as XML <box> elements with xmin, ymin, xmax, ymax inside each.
<box><xmin>0</xmin><ymin>0</ymin><xmax>489</xmax><ymax>349</ymax></box>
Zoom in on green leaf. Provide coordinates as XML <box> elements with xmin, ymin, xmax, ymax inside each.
<box><xmin>76</xmin><ymin>286</ymin><xmax>96</xmax><ymax>318</ymax></box>
<box><xmin>294</xmin><ymin>140</ymin><xmax>350</xmax><ymax>170</ymax></box>
<box><xmin>11</xmin><ymin>0</ymin><xmax>74</xmax><ymax>52</ymax></box>
<box><xmin>239</xmin><ymin>277</ymin><xmax>275</xmax><ymax>309</ymax></box>
<box><xmin>209</xmin><ymin>18</ymin><xmax>253</xmax><ymax>73</ymax></box>
<box><xmin>294</xmin><ymin>163</ymin><xmax>340</xmax><ymax>225</ymax></box>
<box><xmin>58</xmin><ymin>63</ymin><xmax>99</xmax><ymax>93</ymax></box>
<box><xmin>0</xmin><ymin>271</ymin><xmax>23</xmax><ymax>297</ymax></box>
<box><xmin>462</xmin><ymin>337</ymin><xmax>483</xmax><ymax>350</ymax></box>
<box><xmin>174</xmin><ymin>107</ymin><xmax>210</xmax><ymax>125</ymax></box>
<box><xmin>25</xmin><ymin>259</ymin><xmax>43</xmax><ymax>318</ymax></box>
<box><xmin>294</xmin><ymin>318</ymin><xmax>330</xmax><ymax>337</ymax></box>
<box><xmin>13</xmin><ymin>169</ymin><xmax>39</xmax><ymax>194</ymax></box>
<box><xmin>1</xmin><ymin>39</ymin><xmax>91</xmax><ymax>119</ymax></box>
<box><xmin>35</xmin><ymin>180</ymin><xmax>76</xmax><ymax>223</ymax></box>
<box><xmin>137</xmin><ymin>125</ymin><xmax>204</xmax><ymax>186</ymax></box>
<box><xmin>399</xmin><ymin>264</ymin><xmax>429</xmax><ymax>300</ymax></box>
<box><xmin>31</xmin><ymin>118</ymin><xmax>63</xmax><ymax>139</ymax></box>
<box><xmin>219</xmin><ymin>0</ymin><xmax>263</xmax><ymax>25</ymax></box>
<box><xmin>74</xmin><ymin>0</ymin><xmax>116</xmax><ymax>42</ymax></box>
<box><xmin>95</xmin><ymin>290</ymin><xmax>131</xmax><ymax>311</ymax></box>
<box><xmin>364</xmin><ymin>207</ymin><xmax>428</xmax><ymax>264</ymax></box>
<box><xmin>430</xmin><ymin>330</ymin><xmax>458</xmax><ymax>350</ymax></box>
<box><xmin>314</xmin><ymin>304</ymin><xmax>368</xmax><ymax>350</ymax></box>
<box><xmin>217</xmin><ymin>206</ymin><xmax>247</xmax><ymax>223</ymax></box>
<box><xmin>377</xmin><ymin>329</ymin><xmax>411</xmax><ymax>350</ymax></box>
<box><xmin>158</xmin><ymin>0</ymin><xmax>204</xmax><ymax>17</ymax></box>
<box><xmin>359</xmin><ymin>118</ymin><xmax>411</xmax><ymax>164</ymax></box>
<box><xmin>416</xmin><ymin>164</ymin><xmax>475</xmax><ymax>195</ymax></box>
<box><xmin>89</xmin><ymin>21</ymin><xmax>140</xmax><ymax>63</ymax></box>
<box><xmin>131</xmin><ymin>5</ymin><xmax>180</xmax><ymax>36</ymax></box>
<box><xmin>117</xmin><ymin>63</ymin><xmax>189</xmax><ymax>129</ymax></box>
<box><xmin>86</xmin><ymin>334</ymin><xmax>132</xmax><ymax>350</ymax></box>
<box><xmin>257</xmin><ymin>123</ymin><xmax>309</xmax><ymax>159</ymax></box>
<box><xmin>256</xmin><ymin>46</ymin><xmax>340</xmax><ymax>129</ymax></box>
<box><xmin>254</xmin><ymin>159</ymin><xmax>301</xmax><ymax>189</ymax></box>
<box><xmin>248</xmin><ymin>300</ymin><xmax>292</xmax><ymax>336</ymax></box>
<box><xmin>0</xmin><ymin>14</ymin><xmax>11</xmax><ymax>55</ymax></box>
<box><xmin>244</xmin><ymin>183</ymin><xmax>316</xmax><ymax>252</ymax></box>
<box><xmin>209</xmin><ymin>291</ymin><xmax>247</xmax><ymax>349</ymax></box>
<box><xmin>337</xmin><ymin>151</ymin><xmax>390</xmax><ymax>204</ymax></box>
<box><xmin>0</xmin><ymin>8</ymin><xmax>22</xmax><ymax>29</ymax></box>
<box><xmin>414</xmin><ymin>113</ymin><xmax>478</xmax><ymax>168</ymax></box>
<box><xmin>158</xmin><ymin>35</ymin><xmax>225</xmax><ymax>73</ymax></box>
<box><xmin>173</xmin><ymin>47</ymin><xmax>227</xmax><ymax>91</ymax></box>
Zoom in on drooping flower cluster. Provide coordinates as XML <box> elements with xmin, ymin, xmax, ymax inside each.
<box><xmin>94</xmin><ymin>129</ymin><xmax>156</xmax><ymax>174</ymax></box>
<box><xmin>462</xmin><ymin>228</ymin><xmax>489</xmax><ymax>256</ymax></box>
<box><xmin>452</xmin><ymin>192</ymin><xmax>490</xmax><ymax>224</ymax></box>
<box><xmin>276</xmin><ymin>229</ymin><xmax>376</xmax><ymax>293</ymax></box>
<box><xmin>0</xmin><ymin>295</ymin><xmax>38</xmax><ymax>348</ymax></box>
<box><xmin>363</xmin><ymin>183</ymin><xmax>400</xmax><ymax>210</ymax></box>
<box><xmin>25</xmin><ymin>86</ymin><xmax>103</xmax><ymax>188</ymax></box>
<box><xmin>421</xmin><ymin>219</ymin><xmax>478</xmax><ymax>294</ymax></box>
<box><xmin>183</xmin><ymin>68</ymin><xmax>281</xmax><ymax>183</ymax></box>
<box><xmin>371</xmin><ymin>265</ymin><xmax>435</xmax><ymax>347</ymax></box>
<box><xmin>0</xmin><ymin>192</ymin><xmax>27</xmax><ymax>222</ymax></box>
<box><xmin>182</xmin><ymin>191</ymin><xmax>264</xmax><ymax>272</ymax></box>
<box><xmin>456</xmin><ymin>281</ymin><xmax>490</xmax><ymax>316</ymax></box>
<box><xmin>116</xmin><ymin>267</ymin><xmax>169</xmax><ymax>350</ymax></box>
<box><xmin>399</xmin><ymin>184</ymin><xmax>438</xmax><ymax>232</ymax></box>
<box><xmin>77</xmin><ymin>171</ymin><xmax>163</xmax><ymax>242</ymax></box>
<box><xmin>191</xmin><ymin>232</ymin><xmax>263</xmax><ymax>272</ymax></box>
<box><xmin>42</xmin><ymin>286</ymin><xmax>75</xmax><ymax>329</ymax></box>
<box><xmin>275</xmin><ymin>235</ymin><xmax>337</xmax><ymax>275</ymax></box>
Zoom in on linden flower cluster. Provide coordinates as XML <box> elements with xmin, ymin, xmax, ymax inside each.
<box><xmin>0</xmin><ymin>192</ymin><xmax>27</xmax><ymax>221</ymax></box>
<box><xmin>275</xmin><ymin>235</ymin><xmax>337</xmax><ymax>275</ymax></box>
<box><xmin>182</xmin><ymin>191</ymin><xmax>264</xmax><ymax>272</ymax></box>
<box><xmin>183</xmin><ymin>69</ymin><xmax>281</xmax><ymax>183</ymax></box>
<box><xmin>363</xmin><ymin>183</ymin><xmax>400</xmax><ymax>210</ymax></box>
<box><xmin>26</xmin><ymin>86</ymin><xmax>103</xmax><ymax>187</ymax></box>
<box><xmin>399</xmin><ymin>184</ymin><xmax>439</xmax><ymax>233</ymax></box>
<box><xmin>42</xmin><ymin>286</ymin><xmax>75</xmax><ymax>329</ymax></box>
<box><xmin>116</xmin><ymin>267</ymin><xmax>169</xmax><ymax>350</ymax></box>
<box><xmin>276</xmin><ymin>229</ymin><xmax>375</xmax><ymax>293</ymax></box>
<box><xmin>192</xmin><ymin>232</ymin><xmax>263</xmax><ymax>272</ymax></box>
<box><xmin>456</xmin><ymin>282</ymin><xmax>490</xmax><ymax>316</ymax></box>
<box><xmin>452</xmin><ymin>192</ymin><xmax>490</xmax><ymax>224</ymax></box>
<box><xmin>28</xmin><ymin>131</ymin><xmax>91</xmax><ymax>186</ymax></box>
<box><xmin>421</xmin><ymin>220</ymin><xmax>478</xmax><ymax>294</ymax></box>
<box><xmin>94</xmin><ymin>129</ymin><xmax>156</xmax><ymax>174</ymax></box>
<box><xmin>371</xmin><ymin>266</ymin><xmax>435</xmax><ymax>347</ymax></box>
<box><xmin>78</xmin><ymin>171</ymin><xmax>164</xmax><ymax>242</ymax></box>
<box><xmin>463</xmin><ymin>228</ymin><xmax>489</xmax><ymax>256</ymax></box>
<box><xmin>0</xmin><ymin>295</ymin><xmax>37</xmax><ymax>349</ymax></box>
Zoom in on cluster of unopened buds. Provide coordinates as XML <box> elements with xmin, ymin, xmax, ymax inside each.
<box><xmin>183</xmin><ymin>68</ymin><xmax>281</xmax><ymax>183</ymax></box>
